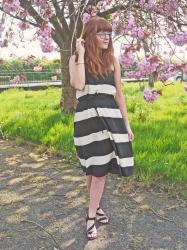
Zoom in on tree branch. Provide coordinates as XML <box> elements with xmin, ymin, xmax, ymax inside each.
<box><xmin>97</xmin><ymin>2</ymin><xmax>187</xmax><ymax>28</ymax></box>
<box><xmin>0</xmin><ymin>7</ymin><xmax>38</xmax><ymax>27</ymax></box>
<box><xmin>52</xmin><ymin>0</ymin><xmax>62</xmax><ymax>17</ymax></box>
<box><xmin>49</xmin><ymin>15</ymin><xmax>65</xmax><ymax>45</ymax></box>
<box><xmin>98</xmin><ymin>4</ymin><xmax>125</xmax><ymax>18</ymax></box>
<box><xmin>20</xmin><ymin>0</ymin><xmax>44</xmax><ymax>25</ymax></box>
<box><xmin>68</xmin><ymin>0</ymin><xmax>76</xmax><ymax>34</ymax></box>
<box><xmin>51</xmin><ymin>0</ymin><xmax>69</xmax><ymax>35</ymax></box>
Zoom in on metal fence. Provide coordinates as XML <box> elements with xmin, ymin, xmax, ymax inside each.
<box><xmin>0</xmin><ymin>69</ymin><xmax>149</xmax><ymax>92</ymax></box>
<box><xmin>0</xmin><ymin>70</ymin><xmax>61</xmax><ymax>85</ymax></box>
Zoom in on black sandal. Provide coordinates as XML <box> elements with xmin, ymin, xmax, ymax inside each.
<box><xmin>96</xmin><ymin>207</ymin><xmax>110</xmax><ymax>224</ymax></box>
<box><xmin>86</xmin><ymin>214</ymin><xmax>97</xmax><ymax>240</ymax></box>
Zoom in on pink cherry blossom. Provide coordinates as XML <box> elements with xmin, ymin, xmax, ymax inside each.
<box><xmin>140</xmin><ymin>0</ymin><xmax>179</xmax><ymax>17</ymax></box>
<box><xmin>119</xmin><ymin>44</ymin><xmax>136</xmax><ymax>68</ymax></box>
<box><xmin>33</xmin><ymin>0</ymin><xmax>45</xmax><ymax>7</ymax></box>
<box><xmin>51</xmin><ymin>75</ymin><xmax>57</xmax><ymax>81</ymax></box>
<box><xmin>36</xmin><ymin>24</ymin><xmax>54</xmax><ymax>53</ymax></box>
<box><xmin>157</xmin><ymin>60</ymin><xmax>176</xmax><ymax>82</ymax></box>
<box><xmin>167</xmin><ymin>32</ymin><xmax>187</xmax><ymax>46</ymax></box>
<box><xmin>10</xmin><ymin>75</ymin><xmax>21</xmax><ymax>84</ymax></box>
<box><xmin>56</xmin><ymin>68</ymin><xmax>61</xmax><ymax>74</ymax></box>
<box><xmin>183</xmin><ymin>64</ymin><xmax>187</xmax><ymax>74</ymax></box>
<box><xmin>125</xmin><ymin>71</ymin><xmax>136</xmax><ymax>79</ymax></box>
<box><xmin>82</xmin><ymin>5</ymin><xmax>98</xmax><ymax>25</ymax></box>
<box><xmin>33</xmin><ymin>65</ymin><xmax>43</xmax><ymax>72</ymax></box>
<box><xmin>143</xmin><ymin>88</ymin><xmax>159</xmax><ymax>103</ymax></box>
<box><xmin>121</xmin><ymin>55</ymin><xmax>160</xmax><ymax>79</ymax></box>
<box><xmin>18</xmin><ymin>21</ymin><xmax>30</xmax><ymax>30</ymax></box>
<box><xmin>97</xmin><ymin>0</ymin><xmax>114</xmax><ymax>12</ymax></box>
<box><xmin>24</xmin><ymin>56</ymin><xmax>35</xmax><ymax>65</ymax></box>
<box><xmin>82</xmin><ymin>13</ymin><xmax>91</xmax><ymax>24</ymax></box>
<box><xmin>119</xmin><ymin>52</ymin><xmax>135</xmax><ymax>68</ymax></box>
<box><xmin>19</xmin><ymin>10</ymin><xmax>29</xmax><ymax>18</ymax></box>
<box><xmin>2</xmin><ymin>0</ymin><xmax>20</xmax><ymax>13</ymax></box>
<box><xmin>121</xmin><ymin>16</ymin><xmax>147</xmax><ymax>39</ymax></box>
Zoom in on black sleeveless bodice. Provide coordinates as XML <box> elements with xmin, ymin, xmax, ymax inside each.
<box><xmin>76</xmin><ymin>71</ymin><xmax>116</xmax><ymax>101</ymax></box>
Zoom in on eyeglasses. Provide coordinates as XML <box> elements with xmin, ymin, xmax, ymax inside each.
<box><xmin>96</xmin><ymin>32</ymin><xmax>112</xmax><ymax>39</ymax></box>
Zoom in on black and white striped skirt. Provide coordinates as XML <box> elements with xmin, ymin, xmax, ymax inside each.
<box><xmin>74</xmin><ymin>93</ymin><xmax>134</xmax><ymax>177</ymax></box>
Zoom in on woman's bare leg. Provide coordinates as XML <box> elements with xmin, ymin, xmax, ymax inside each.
<box><xmin>89</xmin><ymin>175</ymin><xmax>106</xmax><ymax>216</ymax></box>
<box><xmin>85</xmin><ymin>175</ymin><xmax>109</xmax><ymax>221</ymax></box>
<box><xmin>85</xmin><ymin>175</ymin><xmax>102</xmax><ymax>208</ymax></box>
<box><xmin>86</xmin><ymin>175</ymin><xmax>106</xmax><ymax>237</ymax></box>
<box><xmin>85</xmin><ymin>175</ymin><xmax>92</xmax><ymax>192</ymax></box>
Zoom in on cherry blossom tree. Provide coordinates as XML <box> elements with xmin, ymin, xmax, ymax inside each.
<box><xmin>0</xmin><ymin>0</ymin><xmax>187</xmax><ymax>111</ymax></box>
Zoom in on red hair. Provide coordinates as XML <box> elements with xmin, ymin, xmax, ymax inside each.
<box><xmin>78</xmin><ymin>17</ymin><xmax>114</xmax><ymax>77</ymax></box>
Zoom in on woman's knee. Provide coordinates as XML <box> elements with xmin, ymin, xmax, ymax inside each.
<box><xmin>92</xmin><ymin>175</ymin><xmax>106</xmax><ymax>182</ymax></box>
<box><xmin>85</xmin><ymin>175</ymin><xmax>92</xmax><ymax>180</ymax></box>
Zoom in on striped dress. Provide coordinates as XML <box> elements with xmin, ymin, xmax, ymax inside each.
<box><xmin>73</xmin><ymin>70</ymin><xmax>134</xmax><ymax>177</ymax></box>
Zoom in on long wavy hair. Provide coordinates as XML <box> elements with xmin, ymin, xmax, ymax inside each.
<box><xmin>76</xmin><ymin>17</ymin><xmax>114</xmax><ymax>77</ymax></box>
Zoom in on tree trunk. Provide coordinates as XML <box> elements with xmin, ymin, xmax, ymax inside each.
<box><xmin>148</xmin><ymin>74</ymin><xmax>154</xmax><ymax>88</ymax></box>
<box><xmin>60</xmin><ymin>45</ymin><xmax>78</xmax><ymax>113</ymax></box>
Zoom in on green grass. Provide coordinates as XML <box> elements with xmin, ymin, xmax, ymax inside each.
<box><xmin>0</xmin><ymin>82</ymin><xmax>187</xmax><ymax>194</ymax></box>
<box><xmin>123</xmin><ymin>81</ymin><xmax>187</xmax><ymax>190</ymax></box>
<box><xmin>0</xmin><ymin>88</ymin><xmax>76</xmax><ymax>161</ymax></box>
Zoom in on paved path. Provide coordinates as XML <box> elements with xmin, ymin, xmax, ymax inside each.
<box><xmin>0</xmin><ymin>139</ymin><xmax>186</xmax><ymax>250</ymax></box>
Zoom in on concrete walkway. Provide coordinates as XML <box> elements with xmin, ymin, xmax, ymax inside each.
<box><xmin>0</xmin><ymin>139</ymin><xmax>186</xmax><ymax>250</ymax></box>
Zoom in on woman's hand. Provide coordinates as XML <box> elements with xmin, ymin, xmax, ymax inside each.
<box><xmin>125</xmin><ymin>123</ymin><xmax>134</xmax><ymax>142</ymax></box>
<box><xmin>127</xmin><ymin>127</ymin><xmax>134</xmax><ymax>142</ymax></box>
<box><xmin>76</xmin><ymin>38</ymin><xmax>85</xmax><ymax>56</ymax></box>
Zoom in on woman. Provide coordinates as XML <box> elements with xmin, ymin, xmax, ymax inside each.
<box><xmin>69</xmin><ymin>17</ymin><xmax>134</xmax><ymax>240</ymax></box>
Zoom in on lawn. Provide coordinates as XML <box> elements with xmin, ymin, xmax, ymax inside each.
<box><xmin>0</xmin><ymin>81</ymin><xmax>187</xmax><ymax>192</ymax></box>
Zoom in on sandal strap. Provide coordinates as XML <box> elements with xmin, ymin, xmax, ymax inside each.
<box><xmin>87</xmin><ymin>223</ymin><xmax>95</xmax><ymax>233</ymax></box>
<box><xmin>86</xmin><ymin>215</ymin><xmax>96</xmax><ymax>221</ymax></box>
<box><xmin>96</xmin><ymin>211</ymin><xmax>105</xmax><ymax>216</ymax></box>
<box><xmin>97</xmin><ymin>216</ymin><xmax>108</xmax><ymax>222</ymax></box>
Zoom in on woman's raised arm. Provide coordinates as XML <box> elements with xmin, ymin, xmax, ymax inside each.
<box><xmin>69</xmin><ymin>38</ymin><xmax>86</xmax><ymax>90</ymax></box>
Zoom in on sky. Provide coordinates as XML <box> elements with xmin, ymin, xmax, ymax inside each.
<box><xmin>0</xmin><ymin>27</ymin><xmax>60</xmax><ymax>60</ymax></box>
<box><xmin>0</xmin><ymin>41</ymin><xmax>121</xmax><ymax>60</ymax></box>
<box><xmin>1</xmin><ymin>32</ymin><xmax>186</xmax><ymax>63</ymax></box>
<box><xmin>0</xmin><ymin>25</ymin><xmax>122</xmax><ymax>60</ymax></box>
